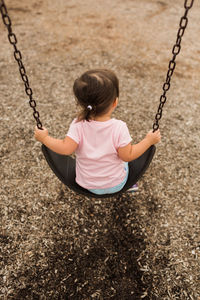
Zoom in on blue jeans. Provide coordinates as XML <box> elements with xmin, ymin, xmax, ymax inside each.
<box><xmin>88</xmin><ymin>163</ymin><xmax>129</xmax><ymax>195</ymax></box>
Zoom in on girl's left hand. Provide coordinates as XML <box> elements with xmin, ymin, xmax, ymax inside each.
<box><xmin>34</xmin><ymin>126</ymin><xmax>48</xmax><ymax>143</ymax></box>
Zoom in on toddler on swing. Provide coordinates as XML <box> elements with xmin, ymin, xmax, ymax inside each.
<box><xmin>35</xmin><ymin>69</ymin><xmax>161</xmax><ymax>195</ymax></box>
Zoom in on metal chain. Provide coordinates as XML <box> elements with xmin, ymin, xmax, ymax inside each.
<box><xmin>0</xmin><ymin>0</ymin><xmax>43</xmax><ymax>129</ymax></box>
<box><xmin>153</xmin><ymin>0</ymin><xmax>194</xmax><ymax>132</ymax></box>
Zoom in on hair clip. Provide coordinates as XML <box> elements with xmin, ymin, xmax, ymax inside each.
<box><xmin>87</xmin><ymin>105</ymin><xmax>92</xmax><ymax>111</ymax></box>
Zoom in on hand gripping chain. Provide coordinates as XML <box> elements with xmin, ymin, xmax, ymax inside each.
<box><xmin>0</xmin><ymin>0</ymin><xmax>43</xmax><ymax>129</ymax></box>
<box><xmin>153</xmin><ymin>0</ymin><xmax>194</xmax><ymax>132</ymax></box>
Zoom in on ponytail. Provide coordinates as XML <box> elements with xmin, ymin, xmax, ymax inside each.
<box><xmin>78</xmin><ymin>104</ymin><xmax>95</xmax><ymax>122</ymax></box>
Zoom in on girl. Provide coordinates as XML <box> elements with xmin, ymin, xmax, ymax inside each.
<box><xmin>34</xmin><ymin>69</ymin><xmax>161</xmax><ymax>195</ymax></box>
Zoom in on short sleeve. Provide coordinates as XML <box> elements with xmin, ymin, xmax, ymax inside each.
<box><xmin>116</xmin><ymin>121</ymin><xmax>132</xmax><ymax>149</ymax></box>
<box><xmin>66</xmin><ymin>119</ymin><xmax>80</xmax><ymax>144</ymax></box>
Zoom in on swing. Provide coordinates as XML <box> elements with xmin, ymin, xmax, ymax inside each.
<box><xmin>0</xmin><ymin>0</ymin><xmax>194</xmax><ymax>198</ymax></box>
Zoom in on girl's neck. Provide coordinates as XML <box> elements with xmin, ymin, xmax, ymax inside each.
<box><xmin>92</xmin><ymin>103</ymin><xmax>116</xmax><ymax>122</ymax></box>
<box><xmin>93</xmin><ymin>115</ymin><xmax>111</xmax><ymax>122</ymax></box>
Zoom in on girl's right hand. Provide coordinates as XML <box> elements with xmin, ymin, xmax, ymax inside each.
<box><xmin>146</xmin><ymin>129</ymin><xmax>161</xmax><ymax>145</ymax></box>
<box><xmin>34</xmin><ymin>126</ymin><xmax>48</xmax><ymax>143</ymax></box>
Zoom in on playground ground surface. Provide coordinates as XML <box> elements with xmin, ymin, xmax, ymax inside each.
<box><xmin>0</xmin><ymin>0</ymin><xmax>199</xmax><ymax>299</ymax></box>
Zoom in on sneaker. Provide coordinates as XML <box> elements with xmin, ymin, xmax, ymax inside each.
<box><xmin>127</xmin><ymin>184</ymin><xmax>139</xmax><ymax>192</ymax></box>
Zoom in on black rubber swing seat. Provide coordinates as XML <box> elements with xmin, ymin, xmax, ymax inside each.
<box><xmin>41</xmin><ymin>144</ymin><xmax>156</xmax><ymax>198</ymax></box>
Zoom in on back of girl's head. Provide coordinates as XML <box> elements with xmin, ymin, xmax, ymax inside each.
<box><xmin>73</xmin><ymin>69</ymin><xmax>119</xmax><ymax>121</ymax></box>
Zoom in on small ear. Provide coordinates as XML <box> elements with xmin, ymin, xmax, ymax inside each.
<box><xmin>113</xmin><ymin>97</ymin><xmax>119</xmax><ymax>108</ymax></box>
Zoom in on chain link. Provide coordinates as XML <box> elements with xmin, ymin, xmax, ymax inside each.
<box><xmin>0</xmin><ymin>0</ymin><xmax>43</xmax><ymax>129</ymax></box>
<box><xmin>153</xmin><ymin>0</ymin><xmax>194</xmax><ymax>131</ymax></box>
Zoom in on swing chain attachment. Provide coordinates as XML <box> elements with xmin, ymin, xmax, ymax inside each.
<box><xmin>0</xmin><ymin>0</ymin><xmax>43</xmax><ymax>129</ymax></box>
<box><xmin>153</xmin><ymin>0</ymin><xmax>194</xmax><ymax>132</ymax></box>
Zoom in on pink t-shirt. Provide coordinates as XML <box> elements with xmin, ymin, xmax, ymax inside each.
<box><xmin>67</xmin><ymin>118</ymin><xmax>132</xmax><ymax>189</ymax></box>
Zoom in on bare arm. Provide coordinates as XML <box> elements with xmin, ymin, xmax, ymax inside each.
<box><xmin>118</xmin><ymin>130</ymin><xmax>161</xmax><ymax>162</ymax></box>
<box><xmin>34</xmin><ymin>127</ymin><xmax>78</xmax><ymax>155</ymax></box>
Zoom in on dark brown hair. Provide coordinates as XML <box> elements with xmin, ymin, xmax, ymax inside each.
<box><xmin>73</xmin><ymin>69</ymin><xmax>119</xmax><ymax>121</ymax></box>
